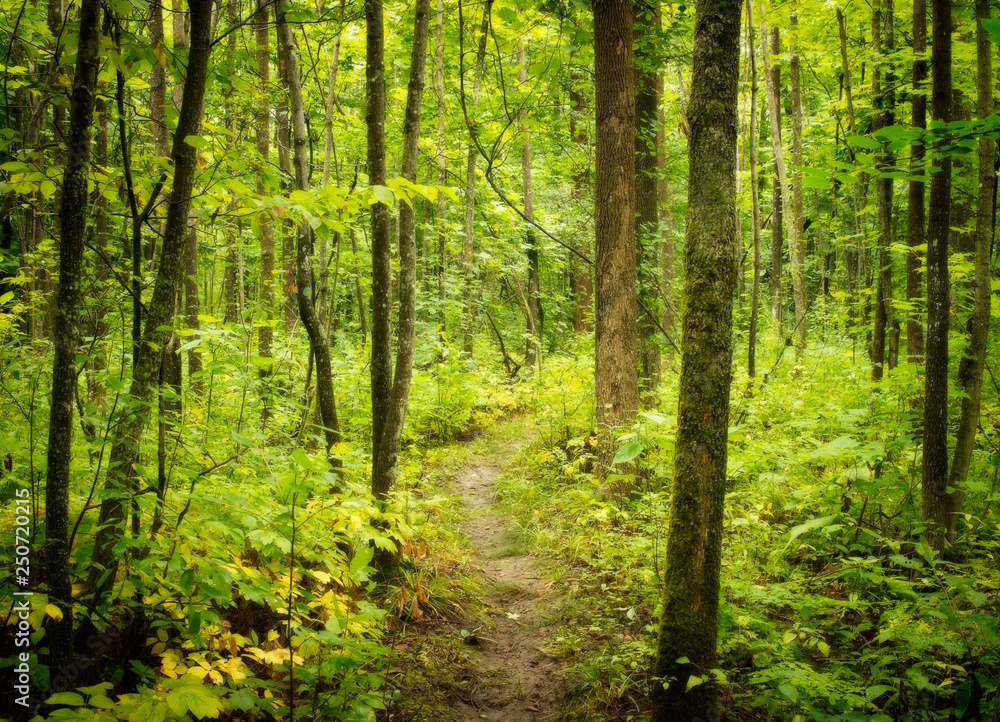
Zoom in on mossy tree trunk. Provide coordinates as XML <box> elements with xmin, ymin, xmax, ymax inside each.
<box><xmin>46</xmin><ymin>0</ymin><xmax>101</xmax><ymax>673</ymax></box>
<box><xmin>371</xmin><ymin>0</ymin><xmax>430</xmax><ymax>502</ymax></box>
<box><xmin>652</xmin><ymin>0</ymin><xmax>739</xmax><ymax>716</ymax></box>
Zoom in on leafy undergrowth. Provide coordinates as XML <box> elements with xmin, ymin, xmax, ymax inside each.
<box><xmin>0</xmin><ymin>331</ymin><xmax>530</xmax><ymax>722</ymax></box>
<box><xmin>497</xmin><ymin>335</ymin><xmax>1000</xmax><ymax>721</ymax></box>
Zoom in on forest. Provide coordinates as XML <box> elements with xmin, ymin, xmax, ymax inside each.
<box><xmin>0</xmin><ymin>0</ymin><xmax>999</xmax><ymax>718</ymax></box>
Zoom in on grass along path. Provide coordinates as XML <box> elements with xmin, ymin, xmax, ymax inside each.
<box><xmin>385</xmin><ymin>418</ymin><xmax>567</xmax><ymax>721</ymax></box>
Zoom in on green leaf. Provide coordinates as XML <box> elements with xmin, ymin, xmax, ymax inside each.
<box><xmin>188</xmin><ymin>607</ymin><xmax>202</xmax><ymax>636</ymax></box>
<box><xmin>981</xmin><ymin>17</ymin><xmax>1000</xmax><ymax>45</ymax></box>
<box><xmin>788</xmin><ymin>514</ymin><xmax>839</xmax><ymax>543</ymax></box>
<box><xmin>914</xmin><ymin>537</ymin><xmax>936</xmax><ymax>565</ymax></box>
<box><xmin>373</xmin><ymin>185</ymin><xmax>395</xmax><ymax>206</ymax></box>
<box><xmin>778</xmin><ymin>683</ymin><xmax>799</xmax><ymax>702</ymax></box>
<box><xmin>231</xmin><ymin>430</ymin><xmax>254</xmax><ymax>448</ymax></box>
<box><xmin>847</xmin><ymin>134</ymin><xmax>880</xmax><ymax>150</ymax></box>
<box><xmin>292</xmin><ymin>448</ymin><xmax>313</xmax><ymax>470</ymax></box>
<box><xmin>866</xmin><ymin>684</ymin><xmax>895</xmax><ymax>701</ymax></box>
<box><xmin>685</xmin><ymin>675</ymin><xmax>703</xmax><ymax>692</ymax></box>
<box><xmin>184</xmin><ymin>135</ymin><xmax>209</xmax><ymax>148</ymax></box>
<box><xmin>612</xmin><ymin>440</ymin><xmax>643</xmax><ymax>466</ymax></box>
<box><xmin>46</xmin><ymin>692</ymin><xmax>86</xmax><ymax>706</ymax></box>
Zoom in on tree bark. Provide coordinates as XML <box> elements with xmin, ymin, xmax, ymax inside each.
<box><xmin>46</xmin><ymin>0</ymin><xmax>101</xmax><ymax>674</ymax></box>
<box><xmin>89</xmin><ymin>0</ymin><xmax>213</xmax><ymax>599</ymax></box>
<box><xmin>653</xmin><ymin>0</ymin><xmax>739</xmax><ymax>716</ymax></box>
<box><xmin>368</xmin><ymin>0</ymin><xmax>393</xmax><ymax>492</ymax></box>
<box><xmin>922</xmin><ymin>0</ymin><xmax>952</xmax><ymax>553</ymax></box>
<box><xmin>593</xmin><ymin>0</ymin><xmax>638</xmax><ymax>473</ymax></box>
<box><xmin>371</xmin><ymin>0</ymin><xmax>430</xmax><ymax>505</ymax></box>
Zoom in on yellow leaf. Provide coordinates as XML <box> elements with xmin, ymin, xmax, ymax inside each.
<box><xmin>45</xmin><ymin>604</ymin><xmax>63</xmax><ymax>622</ymax></box>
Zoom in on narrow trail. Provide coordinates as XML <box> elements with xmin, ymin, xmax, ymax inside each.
<box><xmin>446</xmin><ymin>446</ymin><xmax>563</xmax><ymax>721</ymax></box>
<box><xmin>389</xmin><ymin>432</ymin><xmax>567</xmax><ymax>721</ymax></box>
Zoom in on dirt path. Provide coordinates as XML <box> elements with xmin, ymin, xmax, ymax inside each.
<box><xmin>388</xmin><ymin>434</ymin><xmax>566</xmax><ymax>721</ymax></box>
<box><xmin>445</xmin><ymin>448</ymin><xmax>563</xmax><ymax>721</ymax></box>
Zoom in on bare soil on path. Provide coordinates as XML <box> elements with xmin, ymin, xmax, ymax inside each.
<box><xmin>387</xmin><ymin>435</ymin><xmax>568</xmax><ymax>721</ymax></box>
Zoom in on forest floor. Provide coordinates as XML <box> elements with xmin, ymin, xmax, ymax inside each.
<box><xmin>385</xmin><ymin>426</ymin><xmax>569</xmax><ymax>721</ymax></box>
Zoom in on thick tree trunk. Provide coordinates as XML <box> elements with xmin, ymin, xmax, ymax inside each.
<box><xmin>371</xmin><ymin>0</ymin><xmax>430</xmax><ymax>504</ymax></box>
<box><xmin>922</xmin><ymin>0</ymin><xmax>953</xmax><ymax>553</ymax></box>
<box><xmin>653</xmin><ymin>0</ymin><xmax>739</xmax><ymax>716</ymax></box>
<box><xmin>593</xmin><ymin>0</ymin><xmax>638</xmax><ymax>473</ymax></box>
<box><xmin>90</xmin><ymin>0</ymin><xmax>213</xmax><ymax>599</ymax></box>
<box><xmin>276</xmin><ymin>0</ymin><xmax>339</xmax><ymax>453</ymax></box>
<box><xmin>46</xmin><ymin>0</ymin><xmax>101</xmax><ymax>675</ymax></box>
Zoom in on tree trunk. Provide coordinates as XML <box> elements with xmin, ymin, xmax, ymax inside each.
<box><xmin>871</xmin><ymin>0</ymin><xmax>896</xmax><ymax>380</ymax></box>
<box><xmin>46</xmin><ymin>0</ymin><xmax>101</xmax><ymax>674</ymax></box>
<box><xmin>593</xmin><ymin>0</ymin><xmax>638</xmax><ymax>473</ymax></box>
<box><xmin>947</xmin><ymin>0</ymin><xmax>993</xmax><ymax>542</ymax></box>
<box><xmin>371</xmin><ymin>0</ymin><xmax>430</xmax><ymax>504</ymax></box>
<box><xmin>435</xmin><ymin>0</ymin><xmax>447</xmax><ymax>347</ymax></box>
<box><xmin>636</xmin><ymin>1</ymin><xmax>661</xmax><ymax>402</ymax></box>
<box><xmin>788</xmin><ymin>15</ymin><xmax>806</xmax><ymax>357</ymax></box>
<box><xmin>653</xmin><ymin>0</ymin><xmax>739</xmax><ymax>716</ymax></box>
<box><xmin>570</xmin><ymin>71</ymin><xmax>593</xmax><ymax>333</ymax></box>
<box><xmin>519</xmin><ymin>44</ymin><xmax>541</xmax><ymax>370</ymax></box>
<box><xmin>905</xmin><ymin>0</ymin><xmax>927</xmax><ymax>362</ymax></box>
<box><xmin>90</xmin><ymin>0</ymin><xmax>213</xmax><ymax>599</ymax></box>
<box><xmin>922</xmin><ymin>0</ymin><xmax>952</xmax><ymax>553</ymax></box>
<box><xmin>368</xmin><ymin>0</ymin><xmax>393</xmax><ymax>491</ymax></box>
<box><xmin>837</xmin><ymin>8</ymin><xmax>863</xmax><ymax>327</ymax></box>
<box><xmin>746</xmin><ymin>0</ymin><xmax>761</xmax><ymax>379</ymax></box>
<box><xmin>276</xmin><ymin>0</ymin><xmax>340</xmax><ymax>454</ymax></box>
<box><xmin>767</xmin><ymin>26</ymin><xmax>783</xmax><ymax>327</ymax></box>
<box><xmin>461</xmin><ymin>0</ymin><xmax>492</xmax><ymax>357</ymax></box>
<box><xmin>255</xmin><ymin>0</ymin><xmax>274</xmax><ymax>404</ymax></box>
